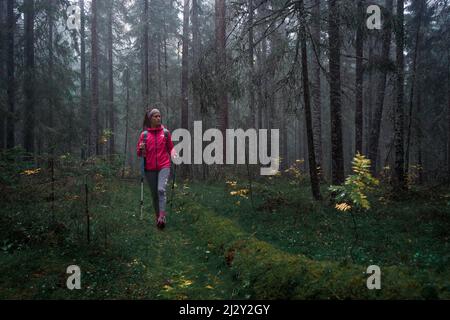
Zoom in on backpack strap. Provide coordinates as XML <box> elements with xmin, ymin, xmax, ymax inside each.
<box><xmin>163</xmin><ymin>128</ymin><xmax>170</xmax><ymax>155</ymax></box>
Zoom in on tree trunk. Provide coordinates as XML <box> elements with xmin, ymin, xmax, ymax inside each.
<box><xmin>405</xmin><ymin>0</ymin><xmax>424</xmax><ymax>178</ymax></box>
<box><xmin>89</xmin><ymin>0</ymin><xmax>99</xmax><ymax>156</ymax></box>
<box><xmin>299</xmin><ymin>0</ymin><xmax>322</xmax><ymax>200</ymax></box>
<box><xmin>123</xmin><ymin>68</ymin><xmax>130</xmax><ymax>178</ymax></box>
<box><xmin>447</xmin><ymin>48</ymin><xmax>450</xmax><ymax>179</ymax></box>
<box><xmin>368</xmin><ymin>0</ymin><xmax>393</xmax><ymax>173</ymax></box>
<box><xmin>181</xmin><ymin>0</ymin><xmax>189</xmax><ymax>130</ymax></box>
<box><xmin>80</xmin><ymin>0</ymin><xmax>87</xmax><ymax>159</ymax></box>
<box><xmin>47</xmin><ymin>0</ymin><xmax>54</xmax><ymax>155</ymax></box>
<box><xmin>394</xmin><ymin>0</ymin><xmax>405</xmax><ymax>188</ymax></box>
<box><xmin>355</xmin><ymin>0</ymin><xmax>364</xmax><ymax>154</ymax></box>
<box><xmin>142</xmin><ymin>0</ymin><xmax>149</xmax><ymax>111</ymax></box>
<box><xmin>215</xmin><ymin>0</ymin><xmax>228</xmax><ymax>159</ymax></box>
<box><xmin>248</xmin><ymin>0</ymin><xmax>256</xmax><ymax>129</ymax></box>
<box><xmin>23</xmin><ymin>0</ymin><xmax>35</xmax><ymax>154</ymax></box>
<box><xmin>192</xmin><ymin>0</ymin><xmax>201</xmax><ymax>122</ymax></box>
<box><xmin>6</xmin><ymin>0</ymin><xmax>14</xmax><ymax>149</ymax></box>
<box><xmin>157</xmin><ymin>33</ymin><xmax>162</xmax><ymax>104</ymax></box>
<box><xmin>0</xmin><ymin>0</ymin><xmax>5</xmax><ymax>150</ymax></box>
<box><xmin>311</xmin><ymin>0</ymin><xmax>322</xmax><ymax>172</ymax></box>
<box><xmin>108</xmin><ymin>3</ymin><xmax>115</xmax><ymax>156</ymax></box>
<box><xmin>328</xmin><ymin>0</ymin><xmax>344</xmax><ymax>184</ymax></box>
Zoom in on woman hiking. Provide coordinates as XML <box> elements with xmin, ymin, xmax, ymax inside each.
<box><xmin>137</xmin><ymin>108</ymin><xmax>176</xmax><ymax>229</ymax></box>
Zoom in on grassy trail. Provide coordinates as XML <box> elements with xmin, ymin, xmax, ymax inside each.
<box><xmin>0</xmin><ymin>180</ymin><xmax>238</xmax><ymax>299</ymax></box>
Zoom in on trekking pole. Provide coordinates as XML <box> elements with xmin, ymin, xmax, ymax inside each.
<box><xmin>139</xmin><ymin>131</ymin><xmax>148</xmax><ymax>220</ymax></box>
<box><xmin>169</xmin><ymin>164</ymin><xmax>176</xmax><ymax>210</ymax></box>
<box><xmin>140</xmin><ymin>157</ymin><xmax>145</xmax><ymax>220</ymax></box>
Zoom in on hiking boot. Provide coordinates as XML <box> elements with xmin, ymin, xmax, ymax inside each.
<box><xmin>157</xmin><ymin>211</ymin><xmax>166</xmax><ymax>229</ymax></box>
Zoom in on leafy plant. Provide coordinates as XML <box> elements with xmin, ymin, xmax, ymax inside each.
<box><xmin>329</xmin><ymin>153</ymin><xmax>379</xmax><ymax>211</ymax></box>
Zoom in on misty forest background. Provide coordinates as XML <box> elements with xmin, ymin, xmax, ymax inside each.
<box><xmin>0</xmin><ymin>0</ymin><xmax>450</xmax><ymax>299</ymax></box>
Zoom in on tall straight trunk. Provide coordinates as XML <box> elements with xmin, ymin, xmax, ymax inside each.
<box><xmin>108</xmin><ymin>4</ymin><xmax>115</xmax><ymax>156</ymax></box>
<box><xmin>256</xmin><ymin>39</ymin><xmax>266</xmax><ymax>130</ymax></box>
<box><xmin>157</xmin><ymin>33</ymin><xmax>162</xmax><ymax>103</ymax></box>
<box><xmin>311</xmin><ymin>0</ymin><xmax>322</xmax><ymax>171</ymax></box>
<box><xmin>181</xmin><ymin>0</ymin><xmax>189</xmax><ymax>130</ymax></box>
<box><xmin>282</xmin><ymin>112</ymin><xmax>288</xmax><ymax>171</ymax></box>
<box><xmin>142</xmin><ymin>0</ymin><xmax>149</xmax><ymax>111</ymax></box>
<box><xmin>415</xmin><ymin>89</ymin><xmax>423</xmax><ymax>184</ymax></box>
<box><xmin>0</xmin><ymin>0</ymin><xmax>5</xmax><ymax>149</ymax></box>
<box><xmin>89</xmin><ymin>0</ymin><xmax>99</xmax><ymax>156</ymax></box>
<box><xmin>355</xmin><ymin>0</ymin><xmax>364</xmax><ymax>154</ymax></box>
<box><xmin>6</xmin><ymin>0</ymin><xmax>14</xmax><ymax>149</ymax></box>
<box><xmin>248</xmin><ymin>0</ymin><xmax>256</xmax><ymax>129</ymax></box>
<box><xmin>394</xmin><ymin>0</ymin><xmax>405</xmax><ymax>187</ymax></box>
<box><xmin>47</xmin><ymin>0</ymin><xmax>54</xmax><ymax>154</ymax></box>
<box><xmin>364</xmin><ymin>37</ymin><xmax>375</xmax><ymax>156</ymax></box>
<box><xmin>447</xmin><ymin>48</ymin><xmax>450</xmax><ymax>178</ymax></box>
<box><xmin>192</xmin><ymin>0</ymin><xmax>201</xmax><ymax>121</ymax></box>
<box><xmin>215</xmin><ymin>0</ymin><xmax>228</xmax><ymax>159</ymax></box>
<box><xmin>447</xmin><ymin>46</ymin><xmax>450</xmax><ymax>181</ymax></box>
<box><xmin>123</xmin><ymin>68</ymin><xmax>130</xmax><ymax>178</ymax></box>
<box><xmin>163</xmin><ymin>12</ymin><xmax>169</xmax><ymax>118</ymax></box>
<box><xmin>299</xmin><ymin>0</ymin><xmax>322</xmax><ymax>200</ymax></box>
<box><xmin>23</xmin><ymin>0</ymin><xmax>35</xmax><ymax>154</ymax></box>
<box><xmin>405</xmin><ymin>0</ymin><xmax>424</xmax><ymax>178</ymax></box>
<box><xmin>80</xmin><ymin>0</ymin><xmax>87</xmax><ymax>159</ymax></box>
<box><xmin>328</xmin><ymin>0</ymin><xmax>344</xmax><ymax>184</ymax></box>
<box><xmin>368</xmin><ymin>0</ymin><xmax>393</xmax><ymax>173</ymax></box>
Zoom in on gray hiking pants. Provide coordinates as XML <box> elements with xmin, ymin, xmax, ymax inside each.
<box><xmin>144</xmin><ymin>167</ymin><xmax>170</xmax><ymax>216</ymax></box>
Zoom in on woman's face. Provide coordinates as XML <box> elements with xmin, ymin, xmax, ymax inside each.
<box><xmin>151</xmin><ymin>112</ymin><xmax>161</xmax><ymax>127</ymax></box>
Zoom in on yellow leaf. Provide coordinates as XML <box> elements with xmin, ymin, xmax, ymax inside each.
<box><xmin>163</xmin><ymin>285</ymin><xmax>173</xmax><ymax>291</ymax></box>
<box><xmin>335</xmin><ymin>203</ymin><xmax>351</xmax><ymax>212</ymax></box>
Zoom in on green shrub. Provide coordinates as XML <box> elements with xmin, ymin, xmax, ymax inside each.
<box><xmin>329</xmin><ymin>153</ymin><xmax>379</xmax><ymax>211</ymax></box>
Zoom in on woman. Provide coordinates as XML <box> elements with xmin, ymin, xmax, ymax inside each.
<box><xmin>137</xmin><ymin>108</ymin><xmax>176</xmax><ymax>229</ymax></box>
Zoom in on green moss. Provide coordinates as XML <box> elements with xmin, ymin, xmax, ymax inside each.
<box><xmin>179</xmin><ymin>193</ymin><xmax>449</xmax><ymax>299</ymax></box>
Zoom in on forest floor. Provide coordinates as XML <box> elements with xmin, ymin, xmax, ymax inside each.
<box><xmin>1</xmin><ymin>174</ymin><xmax>449</xmax><ymax>299</ymax></box>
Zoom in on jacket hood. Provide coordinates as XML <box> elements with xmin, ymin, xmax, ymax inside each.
<box><xmin>146</xmin><ymin>124</ymin><xmax>166</xmax><ymax>132</ymax></box>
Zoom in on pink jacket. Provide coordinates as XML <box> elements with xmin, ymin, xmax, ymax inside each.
<box><xmin>136</xmin><ymin>125</ymin><xmax>175</xmax><ymax>171</ymax></box>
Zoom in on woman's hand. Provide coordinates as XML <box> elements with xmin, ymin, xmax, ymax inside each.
<box><xmin>139</xmin><ymin>142</ymin><xmax>146</xmax><ymax>151</ymax></box>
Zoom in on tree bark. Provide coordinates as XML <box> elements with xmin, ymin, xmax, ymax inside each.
<box><xmin>405</xmin><ymin>0</ymin><xmax>424</xmax><ymax>178</ymax></box>
<box><xmin>108</xmin><ymin>3</ymin><xmax>115</xmax><ymax>156</ymax></box>
<box><xmin>142</xmin><ymin>0</ymin><xmax>149</xmax><ymax>111</ymax></box>
<box><xmin>123</xmin><ymin>68</ymin><xmax>130</xmax><ymax>178</ymax></box>
<box><xmin>192</xmin><ymin>0</ymin><xmax>201</xmax><ymax>122</ymax></box>
<box><xmin>394</xmin><ymin>0</ymin><xmax>405</xmax><ymax>188</ymax></box>
<box><xmin>328</xmin><ymin>0</ymin><xmax>345</xmax><ymax>184</ymax></box>
<box><xmin>6</xmin><ymin>0</ymin><xmax>14</xmax><ymax>149</ymax></box>
<box><xmin>215</xmin><ymin>0</ymin><xmax>228</xmax><ymax>159</ymax></box>
<box><xmin>248</xmin><ymin>0</ymin><xmax>256</xmax><ymax>129</ymax></box>
<box><xmin>23</xmin><ymin>0</ymin><xmax>35</xmax><ymax>154</ymax></box>
<box><xmin>447</xmin><ymin>48</ymin><xmax>450</xmax><ymax>178</ymax></box>
<box><xmin>163</xmin><ymin>12</ymin><xmax>169</xmax><ymax>119</ymax></box>
<box><xmin>311</xmin><ymin>0</ymin><xmax>322</xmax><ymax>172</ymax></box>
<box><xmin>47</xmin><ymin>0</ymin><xmax>54</xmax><ymax>155</ymax></box>
<box><xmin>299</xmin><ymin>0</ymin><xmax>322</xmax><ymax>200</ymax></box>
<box><xmin>89</xmin><ymin>0</ymin><xmax>99</xmax><ymax>156</ymax></box>
<box><xmin>181</xmin><ymin>0</ymin><xmax>189</xmax><ymax>130</ymax></box>
<box><xmin>79</xmin><ymin>0</ymin><xmax>87</xmax><ymax>159</ymax></box>
<box><xmin>368</xmin><ymin>0</ymin><xmax>393</xmax><ymax>173</ymax></box>
<box><xmin>355</xmin><ymin>0</ymin><xmax>364</xmax><ymax>154</ymax></box>
<box><xmin>0</xmin><ymin>0</ymin><xmax>5</xmax><ymax>150</ymax></box>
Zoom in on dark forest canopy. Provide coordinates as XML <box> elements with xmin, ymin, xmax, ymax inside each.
<box><xmin>0</xmin><ymin>0</ymin><xmax>449</xmax><ymax>187</ymax></box>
